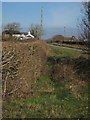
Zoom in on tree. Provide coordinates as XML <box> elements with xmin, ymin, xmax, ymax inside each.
<box><xmin>78</xmin><ymin>1</ymin><xmax>90</xmax><ymax>42</ymax></box>
<box><xmin>29</xmin><ymin>24</ymin><xmax>44</xmax><ymax>39</ymax></box>
<box><xmin>3</xmin><ymin>23</ymin><xmax>21</xmax><ymax>36</ymax></box>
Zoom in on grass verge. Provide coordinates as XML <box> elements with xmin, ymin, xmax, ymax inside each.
<box><xmin>3</xmin><ymin>43</ymin><xmax>89</xmax><ymax>118</ymax></box>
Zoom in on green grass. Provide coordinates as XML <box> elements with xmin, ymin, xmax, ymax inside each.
<box><xmin>3</xmin><ymin>76</ymin><xmax>88</xmax><ymax>118</ymax></box>
<box><xmin>49</xmin><ymin>46</ymin><xmax>81</xmax><ymax>58</ymax></box>
<box><xmin>48</xmin><ymin>46</ymin><xmax>89</xmax><ymax>59</ymax></box>
<box><xmin>3</xmin><ymin>45</ymin><xmax>89</xmax><ymax>118</ymax></box>
<box><xmin>51</xmin><ymin>43</ymin><xmax>88</xmax><ymax>51</ymax></box>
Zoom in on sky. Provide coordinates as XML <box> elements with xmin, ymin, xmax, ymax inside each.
<box><xmin>2</xmin><ymin>0</ymin><xmax>83</xmax><ymax>2</ymax></box>
<box><xmin>2</xmin><ymin>2</ymin><xmax>83</xmax><ymax>39</ymax></box>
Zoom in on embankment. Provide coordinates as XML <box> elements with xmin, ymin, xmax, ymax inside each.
<box><xmin>2</xmin><ymin>40</ymin><xmax>47</xmax><ymax>99</ymax></box>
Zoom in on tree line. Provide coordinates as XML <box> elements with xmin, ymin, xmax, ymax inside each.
<box><xmin>2</xmin><ymin>23</ymin><xmax>43</xmax><ymax>40</ymax></box>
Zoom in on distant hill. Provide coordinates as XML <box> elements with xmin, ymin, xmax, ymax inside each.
<box><xmin>46</xmin><ymin>35</ymin><xmax>70</xmax><ymax>43</ymax></box>
<box><xmin>42</xmin><ymin>27</ymin><xmax>78</xmax><ymax>40</ymax></box>
<box><xmin>46</xmin><ymin>34</ymin><xmax>79</xmax><ymax>43</ymax></box>
<box><xmin>52</xmin><ymin>35</ymin><xmax>64</xmax><ymax>42</ymax></box>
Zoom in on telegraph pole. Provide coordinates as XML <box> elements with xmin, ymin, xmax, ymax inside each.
<box><xmin>40</xmin><ymin>7</ymin><xmax>43</xmax><ymax>40</ymax></box>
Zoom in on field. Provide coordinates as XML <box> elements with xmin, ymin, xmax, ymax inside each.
<box><xmin>2</xmin><ymin>40</ymin><xmax>89</xmax><ymax>118</ymax></box>
<box><xmin>50</xmin><ymin>42</ymin><xmax>88</xmax><ymax>51</ymax></box>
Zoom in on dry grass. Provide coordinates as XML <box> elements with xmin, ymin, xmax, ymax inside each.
<box><xmin>2</xmin><ymin>41</ymin><xmax>88</xmax><ymax>118</ymax></box>
<box><xmin>2</xmin><ymin>40</ymin><xmax>47</xmax><ymax>99</ymax></box>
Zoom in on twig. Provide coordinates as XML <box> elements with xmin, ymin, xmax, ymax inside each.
<box><xmin>2</xmin><ymin>53</ymin><xmax>15</xmax><ymax>65</ymax></box>
<box><xmin>3</xmin><ymin>72</ymin><xmax>9</xmax><ymax>99</ymax></box>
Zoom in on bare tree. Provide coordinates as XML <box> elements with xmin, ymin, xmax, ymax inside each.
<box><xmin>78</xmin><ymin>1</ymin><xmax>90</xmax><ymax>42</ymax></box>
<box><xmin>29</xmin><ymin>24</ymin><xmax>44</xmax><ymax>39</ymax></box>
<box><xmin>3</xmin><ymin>23</ymin><xmax>21</xmax><ymax>36</ymax></box>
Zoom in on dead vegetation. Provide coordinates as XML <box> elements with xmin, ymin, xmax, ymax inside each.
<box><xmin>2</xmin><ymin>40</ymin><xmax>47</xmax><ymax>99</ymax></box>
<box><xmin>46</xmin><ymin>54</ymin><xmax>89</xmax><ymax>101</ymax></box>
<box><xmin>2</xmin><ymin>41</ymin><xmax>88</xmax><ymax>118</ymax></box>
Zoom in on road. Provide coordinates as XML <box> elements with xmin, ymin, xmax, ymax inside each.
<box><xmin>47</xmin><ymin>43</ymin><xmax>86</xmax><ymax>52</ymax></box>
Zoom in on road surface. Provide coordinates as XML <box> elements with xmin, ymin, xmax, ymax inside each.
<box><xmin>47</xmin><ymin>43</ymin><xmax>87</xmax><ymax>52</ymax></box>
